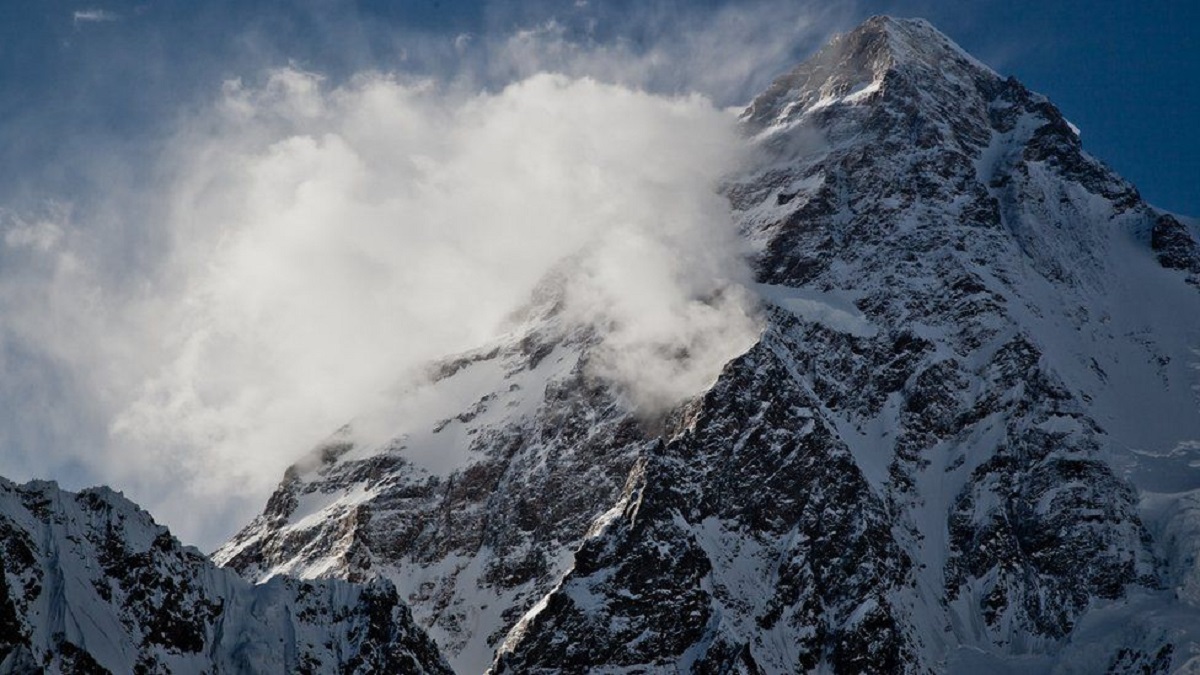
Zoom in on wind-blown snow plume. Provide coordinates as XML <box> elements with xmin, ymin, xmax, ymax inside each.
<box><xmin>480</xmin><ymin>0</ymin><xmax>852</xmax><ymax>105</ymax></box>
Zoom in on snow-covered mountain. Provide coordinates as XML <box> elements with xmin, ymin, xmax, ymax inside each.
<box><xmin>0</xmin><ymin>477</ymin><xmax>452</xmax><ymax>674</ymax></box>
<box><xmin>188</xmin><ymin>15</ymin><xmax>1200</xmax><ymax>673</ymax></box>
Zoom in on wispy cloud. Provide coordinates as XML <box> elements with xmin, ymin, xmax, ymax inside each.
<box><xmin>454</xmin><ymin>0</ymin><xmax>854</xmax><ymax>106</ymax></box>
<box><xmin>72</xmin><ymin>8</ymin><xmax>120</xmax><ymax>25</ymax></box>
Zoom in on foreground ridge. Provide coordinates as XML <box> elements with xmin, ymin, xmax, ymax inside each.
<box><xmin>0</xmin><ymin>478</ymin><xmax>451</xmax><ymax>674</ymax></box>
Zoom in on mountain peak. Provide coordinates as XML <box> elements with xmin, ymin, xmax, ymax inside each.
<box><xmin>835</xmin><ymin>15</ymin><xmax>997</xmax><ymax>77</ymax></box>
<box><xmin>742</xmin><ymin>15</ymin><xmax>999</xmax><ymax>130</ymax></box>
<box><xmin>206</xmin><ymin>14</ymin><xmax>1200</xmax><ymax>675</ymax></box>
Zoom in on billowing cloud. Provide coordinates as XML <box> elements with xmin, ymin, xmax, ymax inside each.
<box><xmin>0</xmin><ymin>66</ymin><xmax>759</xmax><ymax>547</ymax></box>
<box><xmin>0</xmin><ymin>1</ymin><xmax>848</xmax><ymax>549</ymax></box>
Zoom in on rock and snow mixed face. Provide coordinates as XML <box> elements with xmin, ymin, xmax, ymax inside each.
<box><xmin>0</xmin><ymin>478</ymin><xmax>451</xmax><ymax>674</ymax></box>
<box><xmin>214</xmin><ymin>15</ymin><xmax>1200</xmax><ymax>675</ymax></box>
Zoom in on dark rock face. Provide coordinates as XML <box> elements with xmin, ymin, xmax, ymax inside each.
<box><xmin>941</xmin><ymin>337</ymin><xmax>1160</xmax><ymax>637</ymax></box>
<box><xmin>0</xmin><ymin>478</ymin><xmax>451</xmax><ymax>675</ymax></box>
<box><xmin>216</xmin><ymin>15</ymin><xmax>1200</xmax><ymax>674</ymax></box>
<box><xmin>493</xmin><ymin>321</ymin><xmax>914</xmax><ymax>672</ymax></box>
<box><xmin>1151</xmin><ymin>214</ymin><xmax>1200</xmax><ymax>280</ymax></box>
<box><xmin>1107</xmin><ymin>644</ymin><xmax>1175</xmax><ymax>675</ymax></box>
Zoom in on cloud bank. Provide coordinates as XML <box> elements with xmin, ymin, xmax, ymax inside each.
<box><xmin>1</xmin><ymin>66</ymin><xmax>758</xmax><ymax>546</ymax></box>
<box><xmin>0</xmin><ymin>0</ymin><xmax>850</xmax><ymax>548</ymax></box>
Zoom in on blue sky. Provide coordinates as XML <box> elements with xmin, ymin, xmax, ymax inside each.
<box><xmin>0</xmin><ymin>0</ymin><xmax>1194</xmax><ymax>547</ymax></box>
<box><xmin>1</xmin><ymin>0</ymin><xmax>1195</xmax><ymax>214</ymax></box>
<box><xmin>909</xmin><ymin>0</ymin><xmax>1198</xmax><ymax>218</ymax></box>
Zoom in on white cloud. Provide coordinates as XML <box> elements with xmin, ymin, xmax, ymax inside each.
<box><xmin>0</xmin><ymin>1</ymin><xmax>850</xmax><ymax>548</ymax></box>
<box><xmin>0</xmin><ymin>67</ymin><xmax>760</xmax><ymax>547</ymax></box>
<box><xmin>3</xmin><ymin>208</ymin><xmax>67</xmax><ymax>252</ymax></box>
<box><xmin>73</xmin><ymin>8</ymin><xmax>119</xmax><ymax>24</ymax></box>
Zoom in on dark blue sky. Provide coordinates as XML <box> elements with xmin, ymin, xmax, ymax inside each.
<box><xmin>0</xmin><ymin>0</ymin><xmax>1194</xmax><ymax>214</ymax></box>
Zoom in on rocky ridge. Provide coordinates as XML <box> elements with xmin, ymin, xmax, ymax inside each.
<box><xmin>0</xmin><ymin>478</ymin><xmax>451</xmax><ymax>674</ymax></box>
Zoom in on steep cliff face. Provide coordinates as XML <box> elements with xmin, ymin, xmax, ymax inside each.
<box><xmin>0</xmin><ymin>478</ymin><xmax>451</xmax><ymax>674</ymax></box>
<box><xmin>217</xmin><ymin>16</ymin><xmax>1200</xmax><ymax>674</ymax></box>
<box><xmin>491</xmin><ymin>323</ymin><xmax>915</xmax><ymax>673</ymax></box>
<box><xmin>722</xmin><ymin>16</ymin><xmax>1200</xmax><ymax>670</ymax></box>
